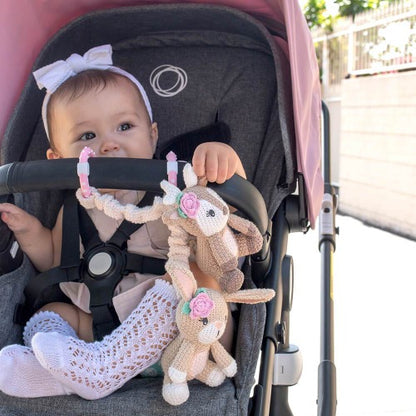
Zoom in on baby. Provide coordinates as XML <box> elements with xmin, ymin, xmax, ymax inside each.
<box><xmin>0</xmin><ymin>45</ymin><xmax>245</xmax><ymax>400</ymax></box>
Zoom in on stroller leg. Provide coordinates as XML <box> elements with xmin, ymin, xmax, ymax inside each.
<box><xmin>31</xmin><ymin>279</ymin><xmax>178</xmax><ymax>400</ymax></box>
<box><xmin>0</xmin><ymin>311</ymin><xmax>76</xmax><ymax>398</ymax></box>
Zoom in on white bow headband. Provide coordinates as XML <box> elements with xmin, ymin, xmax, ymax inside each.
<box><xmin>33</xmin><ymin>44</ymin><xmax>153</xmax><ymax>140</ymax></box>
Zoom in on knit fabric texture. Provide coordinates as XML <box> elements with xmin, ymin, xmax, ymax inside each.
<box><xmin>31</xmin><ymin>279</ymin><xmax>178</xmax><ymax>400</ymax></box>
<box><xmin>23</xmin><ymin>310</ymin><xmax>77</xmax><ymax>347</ymax></box>
<box><xmin>0</xmin><ymin>311</ymin><xmax>76</xmax><ymax>398</ymax></box>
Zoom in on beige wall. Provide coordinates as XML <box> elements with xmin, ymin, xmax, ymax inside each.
<box><xmin>339</xmin><ymin>71</ymin><xmax>416</xmax><ymax>239</ymax></box>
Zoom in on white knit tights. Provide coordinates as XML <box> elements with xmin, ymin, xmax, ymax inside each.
<box><xmin>0</xmin><ymin>279</ymin><xmax>177</xmax><ymax>400</ymax></box>
<box><xmin>0</xmin><ymin>310</ymin><xmax>76</xmax><ymax>398</ymax></box>
<box><xmin>32</xmin><ymin>279</ymin><xmax>178</xmax><ymax>400</ymax></box>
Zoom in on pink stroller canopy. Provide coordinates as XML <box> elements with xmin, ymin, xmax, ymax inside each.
<box><xmin>0</xmin><ymin>0</ymin><xmax>323</xmax><ymax>226</ymax></box>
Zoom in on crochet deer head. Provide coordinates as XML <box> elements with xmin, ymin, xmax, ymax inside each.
<box><xmin>161</xmin><ymin>267</ymin><xmax>275</xmax><ymax>406</ymax></box>
<box><xmin>161</xmin><ymin>164</ymin><xmax>263</xmax><ymax>293</ymax></box>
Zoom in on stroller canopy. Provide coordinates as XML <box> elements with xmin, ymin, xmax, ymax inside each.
<box><xmin>0</xmin><ymin>0</ymin><xmax>322</xmax><ymax>226</ymax></box>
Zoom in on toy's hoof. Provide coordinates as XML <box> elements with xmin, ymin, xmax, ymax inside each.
<box><xmin>223</xmin><ymin>360</ymin><xmax>237</xmax><ymax>377</ymax></box>
<box><xmin>168</xmin><ymin>367</ymin><xmax>187</xmax><ymax>384</ymax></box>
<box><xmin>163</xmin><ymin>382</ymin><xmax>189</xmax><ymax>406</ymax></box>
<box><xmin>206</xmin><ymin>367</ymin><xmax>226</xmax><ymax>387</ymax></box>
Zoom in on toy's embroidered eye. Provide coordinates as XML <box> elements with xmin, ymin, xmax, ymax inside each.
<box><xmin>206</xmin><ymin>209</ymin><xmax>215</xmax><ymax>217</ymax></box>
<box><xmin>199</xmin><ymin>317</ymin><xmax>208</xmax><ymax>325</ymax></box>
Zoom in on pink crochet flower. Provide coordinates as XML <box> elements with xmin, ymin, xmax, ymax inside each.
<box><xmin>189</xmin><ymin>292</ymin><xmax>214</xmax><ymax>319</ymax></box>
<box><xmin>179</xmin><ymin>192</ymin><xmax>200</xmax><ymax>219</ymax></box>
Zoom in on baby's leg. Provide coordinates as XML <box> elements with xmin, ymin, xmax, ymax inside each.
<box><xmin>38</xmin><ymin>302</ymin><xmax>93</xmax><ymax>342</ymax></box>
<box><xmin>31</xmin><ymin>279</ymin><xmax>178</xmax><ymax>400</ymax></box>
<box><xmin>190</xmin><ymin>262</ymin><xmax>234</xmax><ymax>352</ymax></box>
<box><xmin>0</xmin><ymin>310</ymin><xmax>77</xmax><ymax>398</ymax></box>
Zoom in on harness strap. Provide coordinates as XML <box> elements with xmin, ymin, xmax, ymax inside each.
<box><xmin>14</xmin><ymin>191</ymin><xmax>166</xmax><ymax>338</ymax></box>
<box><xmin>14</xmin><ymin>267</ymin><xmax>76</xmax><ymax>325</ymax></box>
<box><xmin>77</xmin><ymin>190</ymin><xmax>162</xmax><ymax>340</ymax></box>
<box><xmin>78</xmin><ymin>191</ymin><xmax>157</xmax><ymax>251</ymax></box>
<box><xmin>107</xmin><ymin>191</ymin><xmax>156</xmax><ymax>248</ymax></box>
<box><xmin>125</xmin><ymin>253</ymin><xmax>166</xmax><ymax>275</ymax></box>
<box><xmin>61</xmin><ymin>191</ymin><xmax>82</xmax><ymax>269</ymax></box>
<box><xmin>78</xmin><ymin>204</ymin><xmax>102</xmax><ymax>253</ymax></box>
<box><xmin>90</xmin><ymin>305</ymin><xmax>121</xmax><ymax>341</ymax></box>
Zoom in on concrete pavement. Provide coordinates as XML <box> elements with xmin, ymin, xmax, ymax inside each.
<box><xmin>286</xmin><ymin>215</ymin><xmax>416</xmax><ymax>415</ymax></box>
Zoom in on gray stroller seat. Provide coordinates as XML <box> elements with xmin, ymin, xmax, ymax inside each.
<box><xmin>0</xmin><ymin>4</ymin><xmax>296</xmax><ymax>415</ymax></box>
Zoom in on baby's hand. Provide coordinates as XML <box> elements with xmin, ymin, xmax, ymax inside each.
<box><xmin>192</xmin><ymin>142</ymin><xmax>245</xmax><ymax>184</ymax></box>
<box><xmin>0</xmin><ymin>203</ymin><xmax>37</xmax><ymax>235</ymax></box>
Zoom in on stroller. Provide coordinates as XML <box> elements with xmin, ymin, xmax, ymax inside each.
<box><xmin>0</xmin><ymin>1</ymin><xmax>337</xmax><ymax>415</ymax></box>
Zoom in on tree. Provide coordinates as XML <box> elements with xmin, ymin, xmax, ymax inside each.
<box><xmin>303</xmin><ymin>0</ymin><xmax>334</xmax><ymax>31</ymax></box>
<box><xmin>304</xmin><ymin>0</ymin><xmax>399</xmax><ymax>28</ymax></box>
<box><xmin>334</xmin><ymin>0</ymin><xmax>396</xmax><ymax>21</ymax></box>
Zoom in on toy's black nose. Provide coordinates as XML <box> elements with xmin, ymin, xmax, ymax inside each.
<box><xmin>207</xmin><ymin>209</ymin><xmax>215</xmax><ymax>217</ymax></box>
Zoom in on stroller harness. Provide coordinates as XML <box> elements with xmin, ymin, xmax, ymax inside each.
<box><xmin>15</xmin><ymin>191</ymin><xmax>166</xmax><ymax>341</ymax></box>
<box><xmin>12</xmin><ymin>123</ymin><xmax>231</xmax><ymax>340</ymax></box>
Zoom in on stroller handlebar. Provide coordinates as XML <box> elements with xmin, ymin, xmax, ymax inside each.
<box><xmin>0</xmin><ymin>158</ymin><xmax>269</xmax><ymax>235</ymax></box>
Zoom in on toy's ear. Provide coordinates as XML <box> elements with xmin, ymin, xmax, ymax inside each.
<box><xmin>183</xmin><ymin>163</ymin><xmax>198</xmax><ymax>188</ymax></box>
<box><xmin>167</xmin><ymin>266</ymin><xmax>198</xmax><ymax>301</ymax></box>
<box><xmin>223</xmin><ymin>289</ymin><xmax>275</xmax><ymax>304</ymax></box>
<box><xmin>161</xmin><ymin>179</ymin><xmax>181</xmax><ymax>205</ymax></box>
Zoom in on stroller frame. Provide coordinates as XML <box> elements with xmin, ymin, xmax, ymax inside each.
<box><xmin>0</xmin><ymin>3</ymin><xmax>337</xmax><ymax>415</ymax></box>
<box><xmin>0</xmin><ymin>113</ymin><xmax>337</xmax><ymax>416</ymax></box>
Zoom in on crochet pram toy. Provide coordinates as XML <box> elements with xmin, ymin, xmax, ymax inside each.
<box><xmin>77</xmin><ymin>152</ymin><xmax>264</xmax><ymax>294</ymax></box>
<box><xmin>76</xmin><ymin>150</ymin><xmax>274</xmax><ymax>404</ymax></box>
<box><xmin>160</xmin><ymin>269</ymin><xmax>274</xmax><ymax>406</ymax></box>
<box><xmin>160</xmin><ymin>162</ymin><xmax>264</xmax><ymax>293</ymax></box>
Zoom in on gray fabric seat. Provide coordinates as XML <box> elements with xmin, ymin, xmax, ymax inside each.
<box><xmin>0</xmin><ymin>4</ymin><xmax>296</xmax><ymax>415</ymax></box>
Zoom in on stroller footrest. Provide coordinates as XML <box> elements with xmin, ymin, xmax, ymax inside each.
<box><xmin>273</xmin><ymin>345</ymin><xmax>303</xmax><ymax>386</ymax></box>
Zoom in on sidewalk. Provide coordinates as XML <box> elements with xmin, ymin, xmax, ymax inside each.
<box><xmin>287</xmin><ymin>215</ymin><xmax>416</xmax><ymax>416</ymax></box>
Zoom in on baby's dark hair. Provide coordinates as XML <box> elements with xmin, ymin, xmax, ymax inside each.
<box><xmin>46</xmin><ymin>69</ymin><xmax>144</xmax><ymax>148</ymax></box>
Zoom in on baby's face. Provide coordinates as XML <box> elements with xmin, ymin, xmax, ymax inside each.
<box><xmin>47</xmin><ymin>77</ymin><xmax>158</xmax><ymax>160</ymax></box>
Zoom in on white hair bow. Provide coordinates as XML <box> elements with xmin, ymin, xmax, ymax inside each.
<box><xmin>33</xmin><ymin>44</ymin><xmax>153</xmax><ymax>140</ymax></box>
<box><xmin>33</xmin><ymin>45</ymin><xmax>113</xmax><ymax>94</ymax></box>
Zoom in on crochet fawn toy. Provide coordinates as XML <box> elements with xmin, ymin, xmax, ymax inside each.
<box><xmin>161</xmin><ymin>265</ymin><xmax>275</xmax><ymax>406</ymax></box>
<box><xmin>75</xmin><ymin>154</ymin><xmax>273</xmax><ymax>405</ymax></box>
<box><xmin>161</xmin><ymin>163</ymin><xmax>264</xmax><ymax>293</ymax></box>
<box><xmin>78</xmin><ymin>160</ymin><xmax>264</xmax><ymax>294</ymax></box>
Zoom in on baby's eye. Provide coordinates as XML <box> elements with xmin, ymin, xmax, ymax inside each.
<box><xmin>80</xmin><ymin>132</ymin><xmax>96</xmax><ymax>141</ymax></box>
<box><xmin>199</xmin><ymin>318</ymin><xmax>208</xmax><ymax>325</ymax></box>
<box><xmin>118</xmin><ymin>123</ymin><xmax>132</xmax><ymax>131</ymax></box>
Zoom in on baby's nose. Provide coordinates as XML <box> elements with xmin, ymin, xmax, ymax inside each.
<box><xmin>100</xmin><ymin>137</ymin><xmax>120</xmax><ymax>154</ymax></box>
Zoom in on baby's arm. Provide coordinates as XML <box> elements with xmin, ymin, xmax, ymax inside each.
<box><xmin>0</xmin><ymin>203</ymin><xmax>55</xmax><ymax>271</ymax></box>
<box><xmin>192</xmin><ymin>142</ymin><xmax>246</xmax><ymax>184</ymax></box>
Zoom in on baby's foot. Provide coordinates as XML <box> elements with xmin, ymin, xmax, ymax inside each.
<box><xmin>32</xmin><ymin>332</ymin><xmax>112</xmax><ymax>400</ymax></box>
<box><xmin>0</xmin><ymin>344</ymin><xmax>70</xmax><ymax>398</ymax></box>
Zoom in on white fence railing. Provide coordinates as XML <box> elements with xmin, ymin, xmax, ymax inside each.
<box><xmin>313</xmin><ymin>0</ymin><xmax>416</xmax><ymax>87</ymax></box>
